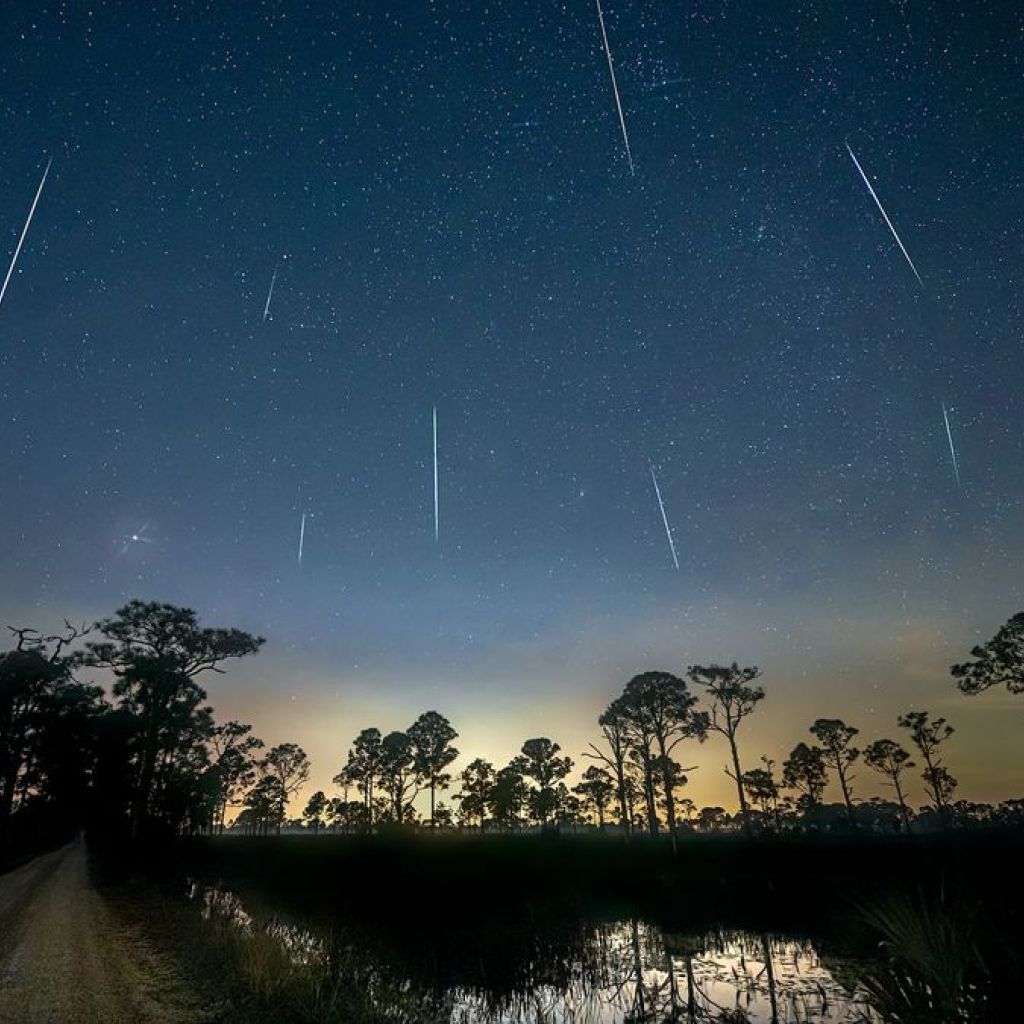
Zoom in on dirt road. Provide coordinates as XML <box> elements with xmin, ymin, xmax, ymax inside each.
<box><xmin>0</xmin><ymin>839</ymin><xmax>210</xmax><ymax>1023</ymax></box>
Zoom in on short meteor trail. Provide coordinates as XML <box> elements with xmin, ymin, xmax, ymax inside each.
<box><xmin>941</xmin><ymin>403</ymin><xmax>962</xmax><ymax>489</ymax></box>
<box><xmin>263</xmin><ymin>267</ymin><xmax>278</xmax><ymax>322</ymax></box>
<box><xmin>0</xmin><ymin>157</ymin><xmax>52</xmax><ymax>314</ymax></box>
<box><xmin>432</xmin><ymin>405</ymin><xmax>439</xmax><ymax>543</ymax></box>
<box><xmin>845</xmin><ymin>142</ymin><xmax>923</xmax><ymax>287</ymax></box>
<box><xmin>649</xmin><ymin>465</ymin><xmax>680</xmax><ymax>570</ymax></box>
<box><xmin>594</xmin><ymin>0</ymin><xmax>635</xmax><ymax>176</ymax></box>
<box><xmin>297</xmin><ymin>512</ymin><xmax>307</xmax><ymax>565</ymax></box>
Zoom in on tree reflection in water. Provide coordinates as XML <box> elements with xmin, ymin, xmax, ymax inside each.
<box><xmin>189</xmin><ymin>880</ymin><xmax>880</xmax><ymax>1022</ymax></box>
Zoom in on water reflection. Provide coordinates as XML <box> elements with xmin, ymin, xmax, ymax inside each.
<box><xmin>187</xmin><ymin>881</ymin><xmax>879</xmax><ymax>1022</ymax></box>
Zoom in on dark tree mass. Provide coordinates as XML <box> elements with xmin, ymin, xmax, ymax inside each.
<box><xmin>2</xmin><ymin>602</ymin><xmax>1021</xmax><ymax>847</ymax></box>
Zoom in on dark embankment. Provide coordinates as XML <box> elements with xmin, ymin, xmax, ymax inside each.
<box><xmin>155</xmin><ymin>828</ymin><xmax>1024</xmax><ymax>937</ymax></box>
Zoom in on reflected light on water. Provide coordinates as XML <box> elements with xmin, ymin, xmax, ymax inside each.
<box><xmin>187</xmin><ymin>880</ymin><xmax>880</xmax><ymax>1022</ymax></box>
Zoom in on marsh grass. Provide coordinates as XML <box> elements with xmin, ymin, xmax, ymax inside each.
<box><xmin>93</xmin><ymin>830</ymin><xmax>1024</xmax><ymax>1024</ymax></box>
<box><xmin>100</xmin><ymin>874</ymin><xmax>393</xmax><ymax>1023</ymax></box>
<box><xmin>856</xmin><ymin>886</ymin><xmax>1016</xmax><ymax>1023</ymax></box>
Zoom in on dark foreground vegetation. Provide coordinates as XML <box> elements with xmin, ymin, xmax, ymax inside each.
<box><xmin>2</xmin><ymin>598</ymin><xmax>1022</xmax><ymax>1020</ymax></box>
<box><xmin>91</xmin><ymin>828</ymin><xmax>1024</xmax><ymax>1023</ymax></box>
<box><xmin>162</xmin><ymin>828</ymin><xmax>1024</xmax><ymax>935</ymax></box>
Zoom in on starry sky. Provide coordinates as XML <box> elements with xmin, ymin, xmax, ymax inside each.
<box><xmin>1</xmin><ymin>1</ymin><xmax>1022</xmax><ymax>811</ymax></box>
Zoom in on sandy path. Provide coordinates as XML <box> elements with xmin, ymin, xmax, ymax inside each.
<box><xmin>0</xmin><ymin>838</ymin><xmax>211</xmax><ymax>1023</ymax></box>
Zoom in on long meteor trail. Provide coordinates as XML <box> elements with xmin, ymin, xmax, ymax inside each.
<box><xmin>297</xmin><ymin>512</ymin><xmax>307</xmax><ymax>565</ymax></box>
<box><xmin>845</xmin><ymin>142</ymin><xmax>923</xmax><ymax>287</ymax></box>
<box><xmin>432</xmin><ymin>405</ymin><xmax>439</xmax><ymax>543</ymax></box>
<box><xmin>0</xmin><ymin>157</ymin><xmax>52</xmax><ymax>314</ymax></box>
<box><xmin>595</xmin><ymin>0</ymin><xmax>635</xmax><ymax>176</ymax></box>
<box><xmin>941</xmin><ymin>403</ymin><xmax>961</xmax><ymax>489</ymax></box>
<box><xmin>263</xmin><ymin>267</ymin><xmax>278</xmax><ymax>322</ymax></box>
<box><xmin>649</xmin><ymin>465</ymin><xmax>679</xmax><ymax>570</ymax></box>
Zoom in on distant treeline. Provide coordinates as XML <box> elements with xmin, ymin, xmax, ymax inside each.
<box><xmin>1</xmin><ymin>600</ymin><xmax>1021</xmax><ymax>853</ymax></box>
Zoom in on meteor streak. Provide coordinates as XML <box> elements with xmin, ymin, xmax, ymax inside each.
<box><xmin>263</xmin><ymin>267</ymin><xmax>278</xmax><ymax>322</ymax></box>
<box><xmin>845</xmin><ymin>142</ymin><xmax>923</xmax><ymax>287</ymax></box>
<box><xmin>941</xmin><ymin>403</ymin><xmax>962</xmax><ymax>489</ymax></box>
<box><xmin>298</xmin><ymin>512</ymin><xmax>307</xmax><ymax>565</ymax></box>
<box><xmin>432</xmin><ymin>405</ymin><xmax>439</xmax><ymax>542</ymax></box>
<box><xmin>0</xmin><ymin>157</ymin><xmax>52</xmax><ymax>314</ymax></box>
<box><xmin>594</xmin><ymin>0</ymin><xmax>635</xmax><ymax>175</ymax></box>
<box><xmin>649</xmin><ymin>465</ymin><xmax>679</xmax><ymax>570</ymax></box>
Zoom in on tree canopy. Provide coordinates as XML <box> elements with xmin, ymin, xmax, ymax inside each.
<box><xmin>951</xmin><ymin>611</ymin><xmax>1024</xmax><ymax>696</ymax></box>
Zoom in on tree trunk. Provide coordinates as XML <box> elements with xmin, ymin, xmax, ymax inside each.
<box><xmin>727</xmin><ymin>731</ymin><xmax>749</xmax><ymax>821</ymax></box>
<box><xmin>656</xmin><ymin>736</ymin><xmax>678</xmax><ymax>837</ymax></box>
<box><xmin>922</xmin><ymin>758</ymin><xmax>948</xmax><ymax>828</ymax></box>
<box><xmin>666</xmin><ymin>944</ymin><xmax>680</xmax><ymax>1020</ymax></box>
<box><xmin>836</xmin><ymin>764</ymin><xmax>856</xmax><ymax>826</ymax></box>
<box><xmin>134</xmin><ymin>728</ymin><xmax>160</xmax><ymax>837</ymax></box>
<box><xmin>639</xmin><ymin>751</ymin><xmax>658</xmax><ymax>835</ymax></box>
<box><xmin>14</xmin><ymin>753</ymin><xmax>33</xmax><ymax>813</ymax></box>
<box><xmin>631</xmin><ymin>921</ymin><xmax>647</xmax><ymax>1020</ymax></box>
<box><xmin>685</xmin><ymin>954</ymin><xmax>696</xmax><ymax>1022</ymax></box>
<box><xmin>645</xmin><ymin>772</ymin><xmax>657</xmax><ymax>835</ymax></box>
<box><xmin>133</xmin><ymin>692</ymin><xmax>170</xmax><ymax>839</ymax></box>
<box><xmin>0</xmin><ymin>717</ymin><xmax>25</xmax><ymax>838</ymax></box>
<box><xmin>655</xmin><ymin>737</ymin><xmax>678</xmax><ymax>855</ymax></box>
<box><xmin>613</xmin><ymin>752</ymin><xmax>630</xmax><ymax>835</ymax></box>
<box><xmin>761</xmin><ymin>935</ymin><xmax>779</xmax><ymax>1024</ymax></box>
<box><xmin>893</xmin><ymin>776</ymin><xmax>912</xmax><ymax>833</ymax></box>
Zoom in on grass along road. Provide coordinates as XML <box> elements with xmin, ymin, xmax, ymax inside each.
<box><xmin>0</xmin><ymin>838</ymin><xmax>209</xmax><ymax>1024</ymax></box>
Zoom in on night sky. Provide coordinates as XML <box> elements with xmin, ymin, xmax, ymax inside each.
<box><xmin>2</xmin><ymin>1</ymin><xmax>1021</xmax><ymax>810</ymax></box>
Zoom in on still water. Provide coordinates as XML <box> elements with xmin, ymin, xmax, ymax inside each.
<box><xmin>189</xmin><ymin>881</ymin><xmax>880</xmax><ymax>1023</ymax></box>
